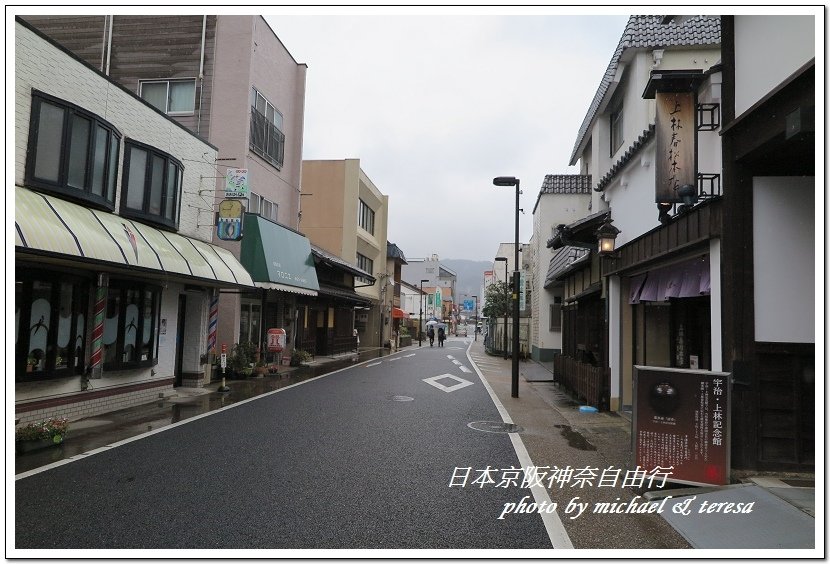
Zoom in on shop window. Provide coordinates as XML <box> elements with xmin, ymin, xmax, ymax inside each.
<box><xmin>15</xmin><ymin>273</ymin><xmax>89</xmax><ymax>381</ymax></box>
<box><xmin>102</xmin><ymin>281</ymin><xmax>160</xmax><ymax>370</ymax></box>
<box><xmin>121</xmin><ymin>140</ymin><xmax>183</xmax><ymax>230</ymax></box>
<box><xmin>25</xmin><ymin>91</ymin><xmax>121</xmax><ymax>210</ymax></box>
<box><xmin>240</xmin><ymin>300</ymin><xmax>262</xmax><ymax>346</ymax></box>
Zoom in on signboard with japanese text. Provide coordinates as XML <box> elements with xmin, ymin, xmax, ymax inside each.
<box><xmin>519</xmin><ymin>271</ymin><xmax>526</xmax><ymax>310</ymax></box>
<box><xmin>634</xmin><ymin>366</ymin><xmax>730</xmax><ymax>486</ymax></box>
<box><xmin>225</xmin><ymin>168</ymin><xmax>249</xmax><ymax>198</ymax></box>
<box><xmin>655</xmin><ymin>92</ymin><xmax>695</xmax><ymax>203</ymax></box>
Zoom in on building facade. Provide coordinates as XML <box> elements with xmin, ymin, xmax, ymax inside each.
<box><xmin>22</xmin><ymin>14</ymin><xmax>315</xmax><ymax>366</ymax></box>
<box><xmin>15</xmin><ymin>20</ymin><xmax>254</xmax><ymax>423</ymax></box>
<box><xmin>719</xmin><ymin>15</ymin><xmax>815</xmax><ymax>471</ymax></box>
<box><xmin>530</xmin><ymin>175</ymin><xmax>593</xmax><ymax>363</ymax></box>
<box><xmin>299</xmin><ymin>159</ymin><xmax>390</xmax><ymax>350</ymax></box>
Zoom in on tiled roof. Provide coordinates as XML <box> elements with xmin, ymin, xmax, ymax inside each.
<box><xmin>387</xmin><ymin>241</ymin><xmax>407</xmax><ymax>264</ymax></box>
<box><xmin>544</xmin><ymin>246</ymin><xmax>591</xmax><ymax>288</ymax></box>
<box><xmin>532</xmin><ymin>174</ymin><xmax>592</xmax><ymax>213</ymax></box>
<box><xmin>541</xmin><ymin>174</ymin><xmax>593</xmax><ymax>194</ymax></box>
<box><xmin>569</xmin><ymin>15</ymin><xmax>720</xmax><ymax>165</ymax></box>
<box><xmin>311</xmin><ymin>244</ymin><xmax>375</xmax><ymax>281</ymax></box>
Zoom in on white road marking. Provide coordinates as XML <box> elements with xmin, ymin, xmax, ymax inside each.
<box><xmin>459</xmin><ymin>366</ymin><xmax>472</xmax><ymax>373</ymax></box>
<box><xmin>404</xmin><ymin>353</ymin><xmax>416</xmax><ymax>357</ymax></box>
<box><xmin>464</xmin><ymin>342</ymin><xmax>574</xmax><ymax>549</ymax></box>
<box><xmin>366</xmin><ymin>362</ymin><xmax>382</xmax><ymax>367</ymax></box>
<box><xmin>422</xmin><ymin>373</ymin><xmax>474</xmax><ymax>393</ymax></box>
<box><xmin>387</xmin><ymin>357</ymin><xmax>400</xmax><ymax>361</ymax></box>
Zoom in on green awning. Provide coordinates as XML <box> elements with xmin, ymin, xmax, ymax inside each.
<box><xmin>240</xmin><ymin>213</ymin><xmax>319</xmax><ymax>296</ymax></box>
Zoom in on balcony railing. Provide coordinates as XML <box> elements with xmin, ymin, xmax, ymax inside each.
<box><xmin>250</xmin><ymin>107</ymin><xmax>285</xmax><ymax>169</ymax></box>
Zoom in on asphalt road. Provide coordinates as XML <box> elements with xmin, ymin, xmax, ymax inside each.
<box><xmin>15</xmin><ymin>339</ymin><xmax>554</xmax><ymax>550</ymax></box>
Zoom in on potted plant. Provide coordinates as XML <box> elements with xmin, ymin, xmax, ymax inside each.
<box><xmin>16</xmin><ymin>417</ymin><xmax>69</xmax><ymax>453</ymax></box>
<box><xmin>289</xmin><ymin>349</ymin><xmax>312</xmax><ymax>367</ymax></box>
<box><xmin>229</xmin><ymin>341</ymin><xmax>256</xmax><ymax>379</ymax></box>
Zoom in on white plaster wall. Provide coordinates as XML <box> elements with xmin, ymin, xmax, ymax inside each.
<box><xmin>602</xmin><ymin>145</ymin><xmax>659</xmax><ymax>248</ymax></box>
<box><xmin>735</xmin><ymin>15</ymin><xmax>816</xmax><ymax>118</ymax></box>
<box><xmin>533</xmin><ymin>191</ymin><xmax>592</xmax><ymax>353</ymax></box>
<box><xmin>753</xmin><ymin>176</ymin><xmax>815</xmax><ymax>343</ymax></box>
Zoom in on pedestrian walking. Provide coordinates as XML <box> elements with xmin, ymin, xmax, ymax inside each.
<box><xmin>427</xmin><ymin>326</ymin><xmax>435</xmax><ymax>347</ymax></box>
<box><xmin>437</xmin><ymin>326</ymin><xmax>445</xmax><ymax>347</ymax></box>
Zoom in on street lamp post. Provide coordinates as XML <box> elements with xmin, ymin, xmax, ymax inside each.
<box><xmin>472</xmin><ymin>295</ymin><xmax>478</xmax><ymax>342</ymax></box>
<box><xmin>495</xmin><ymin>256</ymin><xmax>508</xmax><ymax>359</ymax></box>
<box><xmin>493</xmin><ymin>176</ymin><xmax>521</xmax><ymax>398</ymax></box>
<box><xmin>419</xmin><ymin>279</ymin><xmax>428</xmax><ymax>347</ymax></box>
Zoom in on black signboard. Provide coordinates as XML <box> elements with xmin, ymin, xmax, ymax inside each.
<box><xmin>634</xmin><ymin>366</ymin><xmax>731</xmax><ymax>486</ymax></box>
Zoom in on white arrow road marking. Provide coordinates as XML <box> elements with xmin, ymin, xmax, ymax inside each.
<box><xmin>366</xmin><ymin>362</ymin><xmax>382</xmax><ymax>367</ymax></box>
<box><xmin>422</xmin><ymin>373</ymin><xmax>474</xmax><ymax>393</ymax></box>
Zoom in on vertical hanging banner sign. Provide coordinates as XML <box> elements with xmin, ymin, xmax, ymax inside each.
<box><xmin>655</xmin><ymin>92</ymin><xmax>695</xmax><ymax>203</ymax></box>
<box><xmin>225</xmin><ymin>168</ymin><xmax>249</xmax><ymax>198</ymax></box>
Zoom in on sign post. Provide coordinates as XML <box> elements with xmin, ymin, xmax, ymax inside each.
<box><xmin>267</xmin><ymin>328</ymin><xmax>286</xmax><ymax>367</ymax></box>
<box><xmin>218</xmin><ymin>343</ymin><xmax>230</xmax><ymax>392</ymax></box>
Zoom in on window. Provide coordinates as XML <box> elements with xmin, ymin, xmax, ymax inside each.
<box><xmin>549</xmin><ymin>297</ymin><xmax>562</xmax><ymax>331</ymax></box>
<box><xmin>25</xmin><ymin>91</ymin><xmax>121</xmax><ymax>209</ymax></box>
<box><xmin>139</xmin><ymin>79</ymin><xmax>196</xmax><ymax>114</ymax></box>
<box><xmin>250</xmin><ymin>87</ymin><xmax>285</xmax><ymax>169</ymax></box>
<box><xmin>358</xmin><ymin>199</ymin><xmax>375</xmax><ymax>235</ymax></box>
<box><xmin>248</xmin><ymin>192</ymin><xmax>278</xmax><ymax>222</ymax></box>
<box><xmin>103</xmin><ymin>281</ymin><xmax>160</xmax><ymax>370</ymax></box>
<box><xmin>121</xmin><ymin>139</ymin><xmax>183</xmax><ymax>230</ymax></box>
<box><xmin>249</xmin><ymin>192</ymin><xmax>261</xmax><ymax>214</ymax></box>
<box><xmin>610</xmin><ymin>102</ymin><xmax>624</xmax><ymax>156</ymax></box>
<box><xmin>356</xmin><ymin>253</ymin><xmax>374</xmax><ymax>284</ymax></box>
<box><xmin>16</xmin><ymin>272</ymin><xmax>89</xmax><ymax>381</ymax></box>
<box><xmin>239</xmin><ymin>300</ymin><xmax>261</xmax><ymax>345</ymax></box>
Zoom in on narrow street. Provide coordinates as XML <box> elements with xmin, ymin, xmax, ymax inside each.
<box><xmin>16</xmin><ymin>338</ymin><xmax>554</xmax><ymax>549</ymax></box>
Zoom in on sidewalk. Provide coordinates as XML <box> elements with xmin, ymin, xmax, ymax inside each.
<box><xmin>14</xmin><ymin>347</ymin><xmax>390</xmax><ymax>476</ymax></box>
<box><xmin>465</xmin><ymin>338</ymin><xmax>817</xmax><ymax>552</ymax></box>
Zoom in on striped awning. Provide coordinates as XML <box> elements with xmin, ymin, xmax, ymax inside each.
<box><xmin>15</xmin><ymin>186</ymin><xmax>254</xmax><ymax>288</ymax></box>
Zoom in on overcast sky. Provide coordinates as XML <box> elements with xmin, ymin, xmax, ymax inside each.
<box><xmin>265</xmin><ymin>10</ymin><xmax>631</xmax><ymax>262</ymax></box>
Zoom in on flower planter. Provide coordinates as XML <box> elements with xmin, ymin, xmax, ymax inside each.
<box><xmin>16</xmin><ymin>434</ymin><xmax>64</xmax><ymax>454</ymax></box>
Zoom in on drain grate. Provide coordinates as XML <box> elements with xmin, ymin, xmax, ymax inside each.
<box><xmin>467</xmin><ymin>421</ymin><xmax>524</xmax><ymax>434</ymax></box>
<box><xmin>391</xmin><ymin>395</ymin><xmax>414</xmax><ymax>402</ymax></box>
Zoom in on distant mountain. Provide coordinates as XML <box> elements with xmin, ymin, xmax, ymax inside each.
<box><xmin>442</xmin><ymin>259</ymin><xmax>491</xmax><ymax>303</ymax></box>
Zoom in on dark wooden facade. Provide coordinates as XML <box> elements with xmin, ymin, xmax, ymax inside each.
<box><xmin>21</xmin><ymin>15</ymin><xmax>217</xmax><ymax>139</ymax></box>
<box><xmin>718</xmin><ymin>16</ymin><xmax>815</xmax><ymax>471</ymax></box>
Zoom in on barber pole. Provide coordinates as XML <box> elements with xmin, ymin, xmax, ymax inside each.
<box><xmin>90</xmin><ymin>285</ymin><xmax>107</xmax><ymax>368</ymax></box>
<box><xmin>207</xmin><ymin>292</ymin><xmax>219</xmax><ymax>354</ymax></box>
